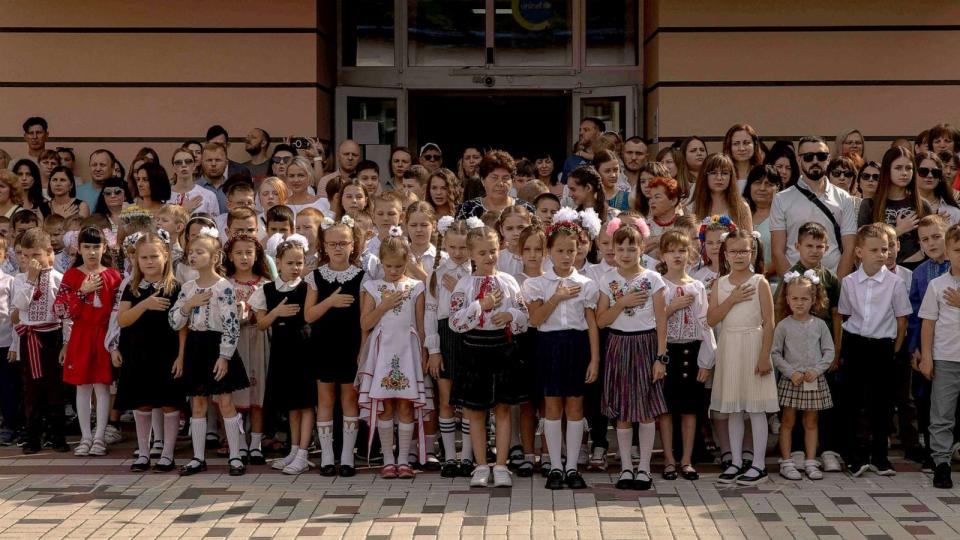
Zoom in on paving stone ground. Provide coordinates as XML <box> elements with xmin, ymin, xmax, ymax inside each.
<box><xmin>0</xmin><ymin>439</ymin><xmax>957</xmax><ymax>539</ymax></box>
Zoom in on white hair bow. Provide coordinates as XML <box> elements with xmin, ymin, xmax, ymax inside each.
<box><xmin>578</xmin><ymin>208</ymin><xmax>602</xmax><ymax>239</ymax></box>
<box><xmin>197</xmin><ymin>226</ymin><xmax>219</xmax><ymax>240</ymax></box>
<box><xmin>437</xmin><ymin>215</ymin><xmax>455</xmax><ymax>235</ymax></box>
<box><xmin>465</xmin><ymin>217</ymin><xmax>484</xmax><ymax>230</ymax></box>
<box><xmin>388</xmin><ymin>225</ymin><xmax>404</xmax><ymax>238</ymax></box>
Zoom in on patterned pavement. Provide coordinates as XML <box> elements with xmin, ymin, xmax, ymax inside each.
<box><xmin>0</xmin><ymin>443</ymin><xmax>958</xmax><ymax>539</ymax></box>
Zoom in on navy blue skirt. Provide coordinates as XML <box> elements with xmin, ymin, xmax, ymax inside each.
<box><xmin>537</xmin><ymin>329</ymin><xmax>591</xmax><ymax>398</ymax></box>
<box><xmin>437</xmin><ymin>318</ymin><xmax>463</xmax><ymax>381</ymax></box>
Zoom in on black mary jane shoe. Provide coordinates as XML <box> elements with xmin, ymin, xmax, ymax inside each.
<box><xmin>440</xmin><ymin>459</ymin><xmax>459</xmax><ymax>478</ymax></box>
<box><xmin>338</xmin><ymin>464</ymin><xmax>356</xmax><ymax>478</ymax></box>
<box><xmin>130</xmin><ymin>459</ymin><xmax>151</xmax><ymax>473</ymax></box>
<box><xmin>661</xmin><ymin>463</ymin><xmax>678</xmax><ymax>481</ymax></box>
<box><xmin>153</xmin><ymin>458</ymin><xmax>177</xmax><ymax>473</ymax></box>
<box><xmin>319</xmin><ymin>464</ymin><xmax>337</xmax><ymax>477</ymax></box>
<box><xmin>564</xmin><ymin>469</ymin><xmax>587</xmax><ymax>489</ymax></box>
<box><xmin>458</xmin><ymin>459</ymin><xmax>475</xmax><ymax>478</ymax></box>
<box><xmin>423</xmin><ymin>453</ymin><xmax>442</xmax><ymax>472</ymax></box>
<box><xmin>545</xmin><ymin>469</ymin><xmax>565</xmax><ymax>490</ymax></box>
<box><xmin>239</xmin><ymin>448</ymin><xmax>249</xmax><ymax>466</ymax></box>
<box><xmin>179</xmin><ymin>458</ymin><xmax>207</xmax><ymax>476</ymax></box>
<box><xmin>248</xmin><ymin>448</ymin><xmax>266</xmax><ymax>466</ymax></box>
<box><xmin>516</xmin><ymin>460</ymin><xmax>535</xmax><ymax>478</ymax></box>
<box><xmin>717</xmin><ymin>464</ymin><xmax>743</xmax><ymax>484</ymax></box>
<box><xmin>228</xmin><ymin>457</ymin><xmax>246</xmax><ymax>476</ymax></box>
<box><xmin>632</xmin><ymin>470</ymin><xmax>653</xmax><ymax>491</ymax></box>
<box><xmin>680</xmin><ymin>464</ymin><xmax>699</xmax><ymax>481</ymax></box>
<box><xmin>615</xmin><ymin>469</ymin><xmax>635</xmax><ymax>490</ymax></box>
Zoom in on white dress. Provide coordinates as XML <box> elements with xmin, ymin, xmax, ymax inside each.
<box><xmin>709</xmin><ymin>274</ymin><xmax>778</xmax><ymax>413</ymax></box>
<box><xmin>229</xmin><ymin>276</ymin><xmax>270</xmax><ymax>408</ymax></box>
<box><xmin>355</xmin><ymin>277</ymin><xmax>431</xmax><ymax>422</ymax></box>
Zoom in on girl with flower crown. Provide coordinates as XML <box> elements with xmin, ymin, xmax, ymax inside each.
<box><xmin>169</xmin><ymin>226</ymin><xmax>250</xmax><ymax>477</ymax></box>
<box><xmin>355</xmin><ymin>225</ymin><xmax>431</xmax><ymax>480</ymax></box>
<box><xmin>251</xmin><ymin>234</ymin><xmax>317</xmax><ymax>476</ymax></box>
<box><xmin>305</xmin><ymin>215</ymin><xmax>365</xmax><ymax>478</ymax></box>
<box><xmin>772</xmin><ymin>270</ymin><xmax>833</xmax><ymax>481</ymax></box>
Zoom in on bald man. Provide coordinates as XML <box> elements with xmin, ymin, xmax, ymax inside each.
<box><xmin>318</xmin><ymin>139</ymin><xmax>362</xmax><ymax>197</ymax></box>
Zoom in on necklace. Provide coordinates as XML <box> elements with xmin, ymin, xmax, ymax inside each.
<box><xmin>652</xmin><ymin>213</ymin><xmax>677</xmax><ymax>227</ymax></box>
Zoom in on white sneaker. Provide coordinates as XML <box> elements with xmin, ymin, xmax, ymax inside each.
<box><xmin>282</xmin><ymin>459</ymin><xmax>309</xmax><ymax>475</ymax></box>
<box><xmin>272</xmin><ymin>452</ymin><xmax>296</xmax><ymax>470</ymax></box>
<box><xmin>492</xmin><ymin>465</ymin><xmax>512</xmax><ymax>487</ymax></box>
<box><xmin>804</xmin><ymin>459</ymin><xmax>823</xmax><ymax>480</ymax></box>
<box><xmin>470</xmin><ymin>465</ymin><xmax>491</xmax><ymax>487</ymax></box>
<box><xmin>821</xmin><ymin>451</ymin><xmax>842</xmax><ymax>473</ymax></box>
<box><xmin>74</xmin><ymin>439</ymin><xmax>91</xmax><ymax>457</ymax></box>
<box><xmin>103</xmin><ymin>425</ymin><xmax>123</xmax><ymax>445</ymax></box>
<box><xmin>589</xmin><ymin>447</ymin><xmax>607</xmax><ymax>470</ymax></box>
<box><xmin>790</xmin><ymin>451</ymin><xmax>805</xmax><ymax>467</ymax></box>
<box><xmin>779</xmin><ymin>458</ymin><xmax>801</xmax><ymax>480</ymax></box>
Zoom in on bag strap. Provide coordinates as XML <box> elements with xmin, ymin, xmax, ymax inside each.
<box><xmin>797</xmin><ymin>184</ymin><xmax>844</xmax><ymax>254</ymax></box>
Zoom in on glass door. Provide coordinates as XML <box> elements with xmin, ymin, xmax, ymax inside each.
<box><xmin>335</xmin><ymin>87</ymin><xmax>406</xmax><ymax>177</ymax></box>
<box><xmin>572</xmin><ymin>86</ymin><xmax>638</xmax><ymax>140</ymax></box>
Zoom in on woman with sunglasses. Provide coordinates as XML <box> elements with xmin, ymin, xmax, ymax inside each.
<box><xmin>170</xmin><ymin>147</ymin><xmax>219</xmax><ymax>216</ymax></box>
<box><xmin>826</xmin><ymin>156</ymin><xmax>858</xmax><ymax>194</ymax></box>
<box><xmin>93</xmin><ymin>177</ymin><xmax>132</xmax><ymax>234</ymax></box>
<box><xmin>267</xmin><ymin>144</ymin><xmax>297</xmax><ymax>180</ymax></box>
<box><xmin>915</xmin><ymin>151</ymin><xmax>960</xmax><ymax>226</ymax></box>
<box><xmin>855</xmin><ymin>161</ymin><xmax>882</xmax><ymax>201</ymax></box>
<box><xmin>857</xmin><ymin>146</ymin><xmax>931</xmax><ymax>268</ymax></box>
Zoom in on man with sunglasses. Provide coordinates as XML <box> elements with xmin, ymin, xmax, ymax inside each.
<box><xmin>419</xmin><ymin>142</ymin><xmax>443</xmax><ymax>173</ymax></box>
<box><xmin>770</xmin><ymin>136</ymin><xmax>858</xmax><ymax>278</ymax></box>
<box><xmin>318</xmin><ymin>139</ymin><xmax>361</xmax><ymax>197</ymax></box>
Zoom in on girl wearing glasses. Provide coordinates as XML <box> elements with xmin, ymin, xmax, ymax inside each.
<box><xmin>857</xmin><ymin>146</ymin><xmax>931</xmax><ymax>268</ymax></box>
<box><xmin>169</xmin><ymin>148</ymin><xmax>219</xmax><ymax>216</ymax></box>
<box><xmin>914</xmin><ymin>151</ymin><xmax>960</xmax><ymax>226</ymax></box>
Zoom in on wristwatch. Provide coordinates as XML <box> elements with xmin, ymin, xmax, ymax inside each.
<box><xmin>656</xmin><ymin>353</ymin><xmax>670</xmax><ymax>365</ymax></box>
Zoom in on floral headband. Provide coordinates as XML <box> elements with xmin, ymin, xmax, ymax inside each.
<box><xmin>547</xmin><ymin>208</ymin><xmax>603</xmax><ymax>240</ymax></box>
<box><xmin>783</xmin><ymin>269</ymin><xmax>820</xmax><ymax>285</ymax></box>
<box><xmin>698</xmin><ymin>214</ymin><xmax>737</xmax><ymax>243</ymax></box>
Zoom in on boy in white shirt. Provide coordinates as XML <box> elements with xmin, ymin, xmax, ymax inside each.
<box><xmin>919</xmin><ymin>223</ymin><xmax>960</xmax><ymax>488</ymax></box>
<box><xmin>837</xmin><ymin>223</ymin><xmax>912</xmax><ymax>477</ymax></box>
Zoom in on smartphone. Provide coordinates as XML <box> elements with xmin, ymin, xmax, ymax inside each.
<box><xmin>292</xmin><ymin>137</ymin><xmax>311</xmax><ymax>150</ymax></box>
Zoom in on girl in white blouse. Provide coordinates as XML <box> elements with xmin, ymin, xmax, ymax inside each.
<box><xmin>596</xmin><ymin>221</ymin><xmax>668</xmax><ymax>491</ymax></box>
<box><xmin>524</xmin><ymin>217</ymin><xmax>601</xmax><ymax>492</ymax></box>
<box><xmin>449</xmin><ymin>226</ymin><xmax>529</xmax><ymax>488</ymax></box>
<box><xmin>495</xmin><ymin>205</ymin><xmax>533</xmax><ymax>278</ymax></box>
<box><xmin>168</xmin><ymin>227</ymin><xmax>249</xmax><ymax>477</ymax></box>
<box><xmin>425</xmin><ymin>218</ymin><xmax>474</xmax><ymax>478</ymax></box>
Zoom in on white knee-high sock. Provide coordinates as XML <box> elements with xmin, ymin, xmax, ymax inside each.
<box><xmin>133</xmin><ymin>410</ymin><xmax>152</xmax><ymax>459</ymax></box>
<box><xmin>617</xmin><ymin>428</ymin><xmax>633</xmax><ymax>472</ymax></box>
<box><xmin>564</xmin><ymin>419</ymin><xmax>585</xmax><ymax>472</ymax></box>
<box><xmin>728</xmin><ymin>412</ymin><xmax>745</xmax><ymax>468</ymax></box>
<box><xmin>151</xmin><ymin>408</ymin><xmax>163</xmax><ymax>444</ymax></box>
<box><xmin>397</xmin><ymin>422</ymin><xmax>415</xmax><ymax>465</ymax></box>
<box><xmin>544</xmin><ymin>419</ymin><xmax>563</xmax><ymax>472</ymax></box>
<box><xmin>636</xmin><ymin>422</ymin><xmax>656</xmax><ymax>473</ymax></box>
<box><xmin>460</xmin><ymin>417</ymin><xmax>474</xmax><ymax>462</ymax></box>
<box><xmin>161</xmin><ymin>411</ymin><xmax>179</xmax><ymax>462</ymax></box>
<box><xmin>223</xmin><ymin>414</ymin><xmax>243</xmax><ymax>460</ymax></box>
<box><xmin>93</xmin><ymin>384</ymin><xmax>110</xmax><ymax>441</ymax></box>
<box><xmin>439</xmin><ymin>417</ymin><xmax>457</xmax><ymax>461</ymax></box>
<box><xmin>341</xmin><ymin>417</ymin><xmax>359</xmax><ymax>467</ymax></box>
<box><xmin>317</xmin><ymin>420</ymin><xmax>334</xmax><ymax>466</ymax></box>
<box><xmin>249</xmin><ymin>432</ymin><xmax>263</xmax><ymax>452</ymax></box>
<box><xmin>190</xmin><ymin>417</ymin><xmax>207</xmax><ymax>461</ymax></box>
<box><xmin>749</xmin><ymin>412</ymin><xmax>768</xmax><ymax>470</ymax></box>
<box><xmin>378</xmin><ymin>419</ymin><xmax>396</xmax><ymax>465</ymax></box>
<box><xmin>76</xmin><ymin>385</ymin><xmax>93</xmax><ymax>441</ymax></box>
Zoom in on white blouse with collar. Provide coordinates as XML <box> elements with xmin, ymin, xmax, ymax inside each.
<box><xmin>522</xmin><ymin>269</ymin><xmax>598</xmax><ymax>332</ymax></box>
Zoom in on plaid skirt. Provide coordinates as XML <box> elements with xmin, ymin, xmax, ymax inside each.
<box><xmin>777</xmin><ymin>373</ymin><xmax>833</xmax><ymax>411</ymax></box>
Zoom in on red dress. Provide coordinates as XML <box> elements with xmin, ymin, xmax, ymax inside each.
<box><xmin>54</xmin><ymin>267</ymin><xmax>123</xmax><ymax>385</ymax></box>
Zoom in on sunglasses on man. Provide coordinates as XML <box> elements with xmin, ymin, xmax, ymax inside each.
<box><xmin>799</xmin><ymin>152</ymin><xmax>829</xmax><ymax>163</ymax></box>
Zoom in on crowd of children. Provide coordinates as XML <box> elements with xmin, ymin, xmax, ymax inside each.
<box><xmin>6</xmin><ymin>149</ymin><xmax>960</xmax><ymax>493</ymax></box>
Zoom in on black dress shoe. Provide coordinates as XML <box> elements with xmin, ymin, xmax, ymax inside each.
<box><xmin>615</xmin><ymin>470</ymin><xmax>635</xmax><ymax>490</ymax></box>
<box><xmin>516</xmin><ymin>460</ymin><xmax>535</xmax><ymax>478</ymax></box>
<box><xmin>319</xmin><ymin>464</ymin><xmax>337</xmax><ymax>477</ymax></box>
<box><xmin>633</xmin><ymin>470</ymin><xmax>653</xmax><ymax>490</ymax></box>
<box><xmin>153</xmin><ymin>459</ymin><xmax>176</xmax><ymax>473</ymax></box>
<box><xmin>458</xmin><ymin>459</ymin><xmax>475</xmax><ymax>477</ymax></box>
<box><xmin>545</xmin><ymin>469</ymin><xmax>565</xmax><ymax>490</ymax></box>
<box><xmin>440</xmin><ymin>460</ymin><xmax>458</xmax><ymax>478</ymax></box>
<box><xmin>338</xmin><ymin>464</ymin><xmax>356</xmax><ymax>477</ymax></box>
<box><xmin>22</xmin><ymin>445</ymin><xmax>39</xmax><ymax>455</ymax></box>
<box><xmin>934</xmin><ymin>462</ymin><xmax>953</xmax><ymax>489</ymax></box>
<box><xmin>179</xmin><ymin>459</ymin><xmax>207</xmax><ymax>476</ymax></box>
<box><xmin>248</xmin><ymin>449</ymin><xmax>266</xmax><ymax>466</ymax></box>
<box><xmin>228</xmin><ymin>457</ymin><xmax>245</xmax><ymax>476</ymax></box>
<box><xmin>564</xmin><ymin>469</ymin><xmax>587</xmax><ymax>489</ymax></box>
<box><xmin>130</xmin><ymin>459</ymin><xmax>150</xmax><ymax>472</ymax></box>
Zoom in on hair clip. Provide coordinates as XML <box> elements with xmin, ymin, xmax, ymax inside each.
<box><xmin>437</xmin><ymin>215</ymin><xmax>455</xmax><ymax>235</ymax></box>
<box><xmin>388</xmin><ymin>225</ymin><xmax>404</xmax><ymax>238</ymax></box>
<box><xmin>578</xmin><ymin>208</ymin><xmax>602</xmax><ymax>240</ymax></box>
<box><xmin>802</xmin><ymin>269</ymin><xmax>821</xmax><ymax>284</ymax></box>
<box><xmin>197</xmin><ymin>226</ymin><xmax>219</xmax><ymax>239</ymax></box>
<box><xmin>340</xmin><ymin>214</ymin><xmax>356</xmax><ymax>228</ymax></box>
<box><xmin>465</xmin><ymin>216</ymin><xmax>484</xmax><ymax>230</ymax></box>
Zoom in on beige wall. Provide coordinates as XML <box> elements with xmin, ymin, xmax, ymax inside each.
<box><xmin>0</xmin><ymin>0</ymin><xmax>334</xmax><ymax>178</ymax></box>
<box><xmin>643</xmin><ymin>0</ymin><xmax>960</xmax><ymax>160</ymax></box>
